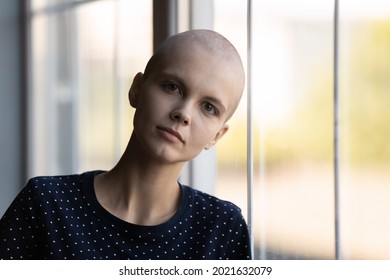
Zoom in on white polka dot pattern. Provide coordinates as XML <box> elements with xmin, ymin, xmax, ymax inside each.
<box><xmin>0</xmin><ymin>171</ymin><xmax>251</xmax><ymax>260</ymax></box>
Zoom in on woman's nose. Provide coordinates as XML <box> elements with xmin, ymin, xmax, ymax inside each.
<box><xmin>169</xmin><ymin>106</ymin><xmax>191</xmax><ymax>126</ymax></box>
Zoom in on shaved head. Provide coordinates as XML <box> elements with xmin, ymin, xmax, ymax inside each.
<box><xmin>143</xmin><ymin>29</ymin><xmax>245</xmax><ymax>121</ymax></box>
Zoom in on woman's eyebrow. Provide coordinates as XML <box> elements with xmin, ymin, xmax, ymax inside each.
<box><xmin>159</xmin><ymin>72</ymin><xmax>187</xmax><ymax>89</ymax></box>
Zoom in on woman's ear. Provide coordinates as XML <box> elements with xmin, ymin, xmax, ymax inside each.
<box><xmin>204</xmin><ymin>124</ymin><xmax>229</xmax><ymax>150</ymax></box>
<box><xmin>128</xmin><ymin>72</ymin><xmax>144</xmax><ymax>108</ymax></box>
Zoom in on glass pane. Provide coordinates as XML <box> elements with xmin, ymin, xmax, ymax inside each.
<box><xmin>339</xmin><ymin>0</ymin><xmax>390</xmax><ymax>259</ymax></box>
<box><xmin>76</xmin><ymin>0</ymin><xmax>152</xmax><ymax>171</ymax></box>
<box><xmin>28</xmin><ymin>0</ymin><xmax>152</xmax><ymax>176</ymax></box>
<box><xmin>29</xmin><ymin>11</ymin><xmax>75</xmax><ymax>176</ymax></box>
<box><xmin>214</xmin><ymin>0</ymin><xmax>249</xmax><ymax>227</ymax></box>
<box><xmin>29</xmin><ymin>14</ymin><xmax>51</xmax><ymax>176</ymax></box>
<box><xmin>251</xmin><ymin>0</ymin><xmax>335</xmax><ymax>260</ymax></box>
<box><xmin>31</xmin><ymin>0</ymin><xmax>75</xmax><ymax>11</ymax></box>
<box><xmin>215</xmin><ymin>0</ymin><xmax>335</xmax><ymax>259</ymax></box>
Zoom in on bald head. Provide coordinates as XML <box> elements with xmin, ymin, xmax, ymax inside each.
<box><xmin>143</xmin><ymin>29</ymin><xmax>245</xmax><ymax>121</ymax></box>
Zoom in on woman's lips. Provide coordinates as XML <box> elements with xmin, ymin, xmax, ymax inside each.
<box><xmin>157</xmin><ymin>126</ymin><xmax>184</xmax><ymax>143</ymax></box>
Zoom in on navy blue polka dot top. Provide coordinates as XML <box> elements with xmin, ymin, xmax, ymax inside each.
<box><xmin>0</xmin><ymin>171</ymin><xmax>251</xmax><ymax>260</ymax></box>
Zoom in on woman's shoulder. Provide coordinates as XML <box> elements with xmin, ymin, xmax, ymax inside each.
<box><xmin>26</xmin><ymin>173</ymin><xmax>82</xmax><ymax>192</ymax></box>
<box><xmin>23</xmin><ymin>170</ymin><xmax>102</xmax><ymax>199</ymax></box>
<box><xmin>27</xmin><ymin>173</ymin><xmax>82</xmax><ymax>186</ymax></box>
<box><xmin>182</xmin><ymin>184</ymin><xmax>244</xmax><ymax>217</ymax></box>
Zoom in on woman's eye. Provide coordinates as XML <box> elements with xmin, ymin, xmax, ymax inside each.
<box><xmin>167</xmin><ymin>84</ymin><xmax>178</xmax><ymax>91</ymax></box>
<box><xmin>162</xmin><ymin>82</ymin><xmax>179</xmax><ymax>93</ymax></box>
<box><xmin>203</xmin><ymin>103</ymin><xmax>218</xmax><ymax>116</ymax></box>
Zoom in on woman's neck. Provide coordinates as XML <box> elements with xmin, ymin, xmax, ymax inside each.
<box><xmin>94</xmin><ymin>135</ymin><xmax>184</xmax><ymax>226</ymax></box>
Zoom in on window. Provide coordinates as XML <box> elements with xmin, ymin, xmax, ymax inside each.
<box><xmin>338</xmin><ymin>0</ymin><xmax>390</xmax><ymax>260</ymax></box>
<box><xmin>27</xmin><ymin>0</ymin><xmax>152</xmax><ymax>176</ymax></box>
<box><xmin>214</xmin><ymin>0</ymin><xmax>390</xmax><ymax>259</ymax></box>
